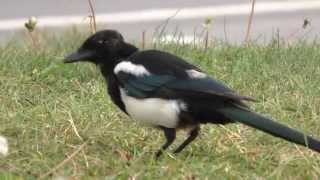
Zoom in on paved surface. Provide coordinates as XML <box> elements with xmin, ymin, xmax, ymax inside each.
<box><xmin>0</xmin><ymin>0</ymin><xmax>252</xmax><ymax>19</ymax></box>
<box><xmin>0</xmin><ymin>0</ymin><xmax>319</xmax><ymax>44</ymax></box>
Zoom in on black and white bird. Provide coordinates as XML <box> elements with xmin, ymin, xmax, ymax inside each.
<box><xmin>64</xmin><ymin>30</ymin><xmax>320</xmax><ymax>157</ymax></box>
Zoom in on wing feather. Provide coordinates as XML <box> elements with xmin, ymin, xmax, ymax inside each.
<box><xmin>116</xmin><ymin>72</ymin><xmax>255</xmax><ymax>102</ymax></box>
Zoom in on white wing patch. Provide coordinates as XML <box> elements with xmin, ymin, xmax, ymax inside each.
<box><xmin>0</xmin><ymin>136</ymin><xmax>8</xmax><ymax>156</ymax></box>
<box><xmin>120</xmin><ymin>88</ymin><xmax>187</xmax><ymax>128</ymax></box>
<box><xmin>114</xmin><ymin>61</ymin><xmax>150</xmax><ymax>76</ymax></box>
<box><xmin>186</xmin><ymin>69</ymin><xmax>207</xmax><ymax>79</ymax></box>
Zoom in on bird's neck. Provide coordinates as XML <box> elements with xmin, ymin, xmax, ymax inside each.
<box><xmin>99</xmin><ymin>61</ymin><xmax>118</xmax><ymax>79</ymax></box>
<box><xmin>118</xmin><ymin>42</ymin><xmax>139</xmax><ymax>58</ymax></box>
<box><xmin>99</xmin><ymin>42</ymin><xmax>139</xmax><ymax>79</ymax></box>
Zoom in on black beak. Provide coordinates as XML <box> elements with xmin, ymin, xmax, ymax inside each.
<box><xmin>64</xmin><ymin>49</ymin><xmax>95</xmax><ymax>63</ymax></box>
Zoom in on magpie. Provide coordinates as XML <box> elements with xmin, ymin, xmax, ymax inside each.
<box><xmin>64</xmin><ymin>29</ymin><xmax>320</xmax><ymax>157</ymax></box>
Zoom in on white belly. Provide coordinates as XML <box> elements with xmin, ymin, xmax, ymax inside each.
<box><xmin>120</xmin><ymin>88</ymin><xmax>186</xmax><ymax>128</ymax></box>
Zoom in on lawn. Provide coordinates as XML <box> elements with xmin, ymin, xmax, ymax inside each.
<box><xmin>0</xmin><ymin>31</ymin><xmax>320</xmax><ymax>179</ymax></box>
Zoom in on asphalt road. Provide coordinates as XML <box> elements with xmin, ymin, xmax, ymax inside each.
<box><xmin>0</xmin><ymin>0</ymin><xmax>319</xmax><ymax>44</ymax></box>
<box><xmin>0</xmin><ymin>0</ymin><xmax>253</xmax><ymax>19</ymax></box>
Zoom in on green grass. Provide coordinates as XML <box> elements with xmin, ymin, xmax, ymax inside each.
<box><xmin>0</xmin><ymin>31</ymin><xmax>320</xmax><ymax>179</ymax></box>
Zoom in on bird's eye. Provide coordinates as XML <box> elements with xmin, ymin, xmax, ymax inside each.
<box><xmin>97</xmin><ymin>40</ymin><xmax>109</xmax><ymax>44</ymax></box>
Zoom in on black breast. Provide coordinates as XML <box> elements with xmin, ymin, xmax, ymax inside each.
<box><xmin>107</xmin><ymin>74</ymin><xmax>127</xmax><ymax>114</ymax></box>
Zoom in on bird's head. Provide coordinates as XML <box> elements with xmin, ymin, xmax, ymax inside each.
<box><xmin>64</xmin><ymin>30</ymin><xmax>138</xmax><ymax>65</ymax></box>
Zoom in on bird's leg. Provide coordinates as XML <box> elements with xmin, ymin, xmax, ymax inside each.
<box><xmin>156</xmin><ymin>127</ymin><xmax>176</xmax><ymax>158</ymax></box>
<box><xmin>174</xmin><ymin>126</ymin><xmax>200</xmax><ymax>154</ymax></box>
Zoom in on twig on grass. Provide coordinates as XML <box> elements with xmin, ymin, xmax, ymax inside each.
<box><xmin>88</xmin><ymin>0</ymin><xmax>97</xmax><ymax>34</ymax></box>
<box><xmin>39</xmin><ymin>142</ymin><xmax>87</xmax><ymax>179</ymax></box>
<box><xmin>67</xmin><ymin>111</ymin><xmax>83</xmax><ymax>141</ymax></box>
<box><xmin>202</xmin><ymin>17</ymin><xmax>213</xmax><ymax>50</ymax></box>
<box><xmin>245</xmin><ymin>0</ymin><xmax>256</xmax><ymax>44</ymax></box>
<box><xmin>142</xmin><ymin>30</ymin><xmax>146</xmax><ymax>49</ymax></box>
<box><xmin>153</xmin><ymin>9</ymin><xmax>181</xmax><ymax>47</ymax></box>
<box><xmin>223</xmin><ymin>16</ymin><xmax>228</xmax><ymax>43</ymax></box>
<box><xmin>82</xmin><ymin>149</ymin><xmax>89</xmax><ymax>168</ymax></box>
<box><xmin>24</xmin><ymin>16</ymin><xmax>39</xmax><ymax>49</ymax></box>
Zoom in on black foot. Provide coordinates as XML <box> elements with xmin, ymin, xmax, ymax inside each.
<box><xmin>155</xmin><ymin>127</ymin><xmax>176</xmax><ymax>159</ymax></box>
<box><xmin>174</xmin><ymin>126</ymin><xmax>200</xmax><ymax>154</ymax></box>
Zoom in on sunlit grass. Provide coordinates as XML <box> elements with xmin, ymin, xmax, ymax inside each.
<box><xmin>0</xmin><ymin>31</ymin><xmax>320</xmax><ymax>179</ymax></box>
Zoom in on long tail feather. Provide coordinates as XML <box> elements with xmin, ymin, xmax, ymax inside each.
<box><xmin>219</xmin><ymin>106</ymin><xmax>320</xmax><ymax>153</ymax></box>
